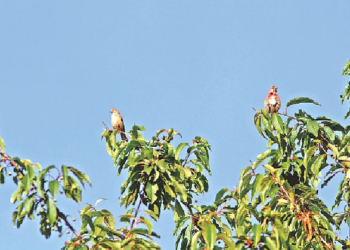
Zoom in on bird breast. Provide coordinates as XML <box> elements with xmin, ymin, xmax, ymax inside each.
<box><xmin>268</xmin><ymin>96</ymin><xmax>277</xmax><ymax>105</ymax></box>
<box><xmin>111</xmin><ymin>114</ymin><xmax>122</xmax><ymax>129</ymax></box>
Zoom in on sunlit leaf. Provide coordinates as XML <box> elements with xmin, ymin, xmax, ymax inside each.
<box><xmin>265</xmin><ymin>237</ymin><xmax>277</xmax><ymax>250</ymax></box>
<box><xmin>328</xmin><ymin>143</ymin><xmax>339</xmax><ymax>159</ymax></box>
<box><xmin>272</xmin><ymin>113</ymin><xmax>284</xmax><ymax>134</ymax></box>
<box><xmin>0</xmin><ymin>136</ymin><xmax>5</xmax><ymax>151</ymax></box>
<box><xmin>252</xmin><ymin>224</ymin><xmax>262</xmax><ymax>246</ymax></box>
<box><xmin>190</xmin><ymin>231</ymin><xmax>201</xmax><ymax>250</ymax></box>
<box><xmin>144</xmin><ymin>209</ymin><xmax>159</xmax><ymax>221</ymax></box>
<box><xmin>252</xmin><ymin>150</ymin><xmax>276</xmax><ymax>169</ymax></box>
<box><xmin>141</xmin><ymin>217</ymin><xmax>153</xmax><ymax>235</ymax></box>
<box><xmin>145</xmin><ymin>183</ymin><xmax>158</xmax><ymax>204</ymax></box>
<box><xmin>202</xmin><ymin>223</ymin><xmax>217</xmax><ymax>250</ymax></box>
<box><xmin>217</xmin><ymin>233</ymin><xmax>236</xmax><ymax>248</ymax></box>
<box><xmin>95</xmin><ymin>198</ymin><xmax>107</xmax><ymax>208</ymax></box>
<box><xmin>342</xmin><ymin>60</ymin><xmax>350</xmax><ymax>76</ymax></box>
<box><xmin>251</xmin><ymin>174</ymin><xmax>263</xmax><ymax>199</ymax></box>
<box><xmin>263</xmin><ymin>164</ymin><xmax>277</xmax><ymax>174</ymax></box>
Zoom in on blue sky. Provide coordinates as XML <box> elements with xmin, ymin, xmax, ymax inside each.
<box><xmin>0</xmin><ymin>1</ymin><xmax>349</xmax><ymax>249</ymax></box>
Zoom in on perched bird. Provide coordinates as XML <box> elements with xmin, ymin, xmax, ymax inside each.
<box><xmin>264</xmin><ymin>86</ymin><xmax>281</xmax><ymax>113</ymax></box>
<box><xmin>111</xmin><ymin>108</ymin><xmax>127</xmax><ymax>141</ymax></box>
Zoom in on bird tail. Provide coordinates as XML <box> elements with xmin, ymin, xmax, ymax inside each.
<box><xmin>121</xmin><ymin>132</ymin><xmax>128</xmax><ymax>141</ymax></box>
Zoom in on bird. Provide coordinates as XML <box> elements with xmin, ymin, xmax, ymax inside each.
<box><xmin>264</xmin><ymin>86</ymin><xmax>281</xmax><ymax>113</ymax></box>
<box><xmin>110</xmin><ymin>107</ymin><xmax>127</xmax><ymax>141</ymax></box>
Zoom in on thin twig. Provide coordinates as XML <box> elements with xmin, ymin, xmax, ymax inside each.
<box><xmin>57</xmin><ymin>208</ymin><xmax>80</xmax><ymax>238</ymax></box>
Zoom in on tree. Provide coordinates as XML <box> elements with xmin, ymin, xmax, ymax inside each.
<box><xmin>1</xmin><ymin>60</ymin><xmax>350</xmax><ymax>249</ymax></box>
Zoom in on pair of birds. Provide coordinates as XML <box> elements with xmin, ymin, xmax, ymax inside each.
<box><xmin>110</xmin><ymin>86</ymin><xmax>281</xmax><ymax>141</ymax></box>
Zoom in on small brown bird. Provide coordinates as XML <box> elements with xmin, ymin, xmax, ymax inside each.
<box><xmin>111</xmin><ymin>108</ymin><xmax>127</xmax><ymax>141</ymax></box>
<box><xmin>264</xmin><ymin>86</ymin><xmax>281</xmax><ymax>113</ymax></box>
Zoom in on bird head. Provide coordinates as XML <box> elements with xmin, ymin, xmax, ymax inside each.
<box><xmin>269</xmin><ymin>86</ymin><xmax>278</xmax><ymax>93</ymax></box>
<box><xmin>110</xmin><ymin>107</ymin><xmax>119</xmax><ymax>114</ymax></box>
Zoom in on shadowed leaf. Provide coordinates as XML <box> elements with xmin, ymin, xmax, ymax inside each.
<box><xmin>286</xmin><ymin>97</ymin><xmax>321</xmax><ymax>107</ymax></box>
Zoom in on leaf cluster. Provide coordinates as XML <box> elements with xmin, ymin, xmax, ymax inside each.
<box><xmin>0</xmin><ymin>143</ymin><xmax>90</xmax><ymax>239</ymax></box>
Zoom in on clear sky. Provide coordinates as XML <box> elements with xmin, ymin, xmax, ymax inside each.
<box><xmin>0</xmin><ymin>1</ymin><xmax>349</xmax><ymax>249</ymax></box>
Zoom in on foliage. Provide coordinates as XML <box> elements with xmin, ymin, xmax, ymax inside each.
<box><xmin>0</xmin><ymin>143</ymin><xmax>91</xmax><ymax>239</ymax></box>
<box><xmin>1</xmin><ymin>60</ymin><xmax>350</xmax><ymax>249</ymax></box>
<box><xmin>101</xmin><ymin>126</ymin><xmax>211</xmax><ymax>218</ymax></box>
<box><xmin>64</xmin><ymin>201</ymin><xmax>161</xmax><ymax>249</ymax></box>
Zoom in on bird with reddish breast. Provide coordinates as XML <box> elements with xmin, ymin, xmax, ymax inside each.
<box><xmin>111</xmin><ymin>107</ymin><xmax>128</xmax><ymax>141</ymax></box>
<box><xmin>264</xmin><ymin>86</ymin><xmax>281</xmax><ymax>113</ymax></box>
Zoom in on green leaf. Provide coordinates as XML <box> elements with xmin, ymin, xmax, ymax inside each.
<box><xmin>202</xmin><ymin>223</ymin><xmax>217</xmax><ymax>250</ymax></box>
<box><xmin>344</xmin><ymin>109</ymin><xmax>350</xmax><ymax>120</ymax></box>
<box><xmin>271</xmin><ymin>113</ymin><xmax>284</xmax><ymax>134</ymax></box>
<box><xmin>0</xmin><ymin>167</ymin><xmax>4</xmax><ymax>185</ymax></box>
<box><xmin>68</xmin><ymin>166</ymin><xmax>91</xmax><ymax>187</ymax></box>
<box><xmin>22</xmin><ymin>174</ymin><xmax>31</xmax><ymax>192</ymax></box>
<box><xmin>174</xmin><ymin>200</ymin><xmax>185</xmax><ymax>218</ymax></box>
<box><xmin>173</xmin><ymin>181</ymin><xmax>188</xmax><ymax>201</ymax></box>
<box><xmin>306</xmin><ymin>120</ymin><xmax>319</xmax><ymax>137</ymax></box>
<box><xmin>129</xmin><ymin>227</ymin><xmax>156</xmax><ymax>237</ymax></box>
<box><xmin>23</xmin><ymin>196</ymin><xmax>34</xmax><ymax>215</ymax></box>
<box><xmin>341</xmin><ymin>82</ymin><xmax>350</xmax><ymax>103</ymax></box>
<box><xmin>252</xmin><ymin>150</ymin><xmax>276</xmax><ymax>169</ymax></box>
<box><xmin>328</xmin><ymin>143</ymin><xmax>339</xmax><ymax>159</ymax></box>
<box><xmin>251</xmin><ymin>174</ymin><xmax>264</xmax><ymax>199</ymax></box>
<box><xmin>342</xmin><ymin>60</ymin><xmax>350</xmax><ymax>76</ymax></box>
<box><xmin>174</xmin><ymin>215</ymin><xmax>190</xmax><ymax>236</ymax></box>
<box><xmin>263</xmin><ymin>164</ymin><xmax>277</xmax><ymax>174</ymax></box>
<box><xmin>304</xmin><ymin>146</ymin><xmax>317</xmax><ymax>174</ymax></box>
<box><xmin>10</xmin><ymin>189</ymin><xmax>21</xmax><ymax>204</ymax></box>
<box><xmin>145</xmin><ymin>183</ymin><xmax>159</xmax><ymax>204</ymax></box>
<box><xmin>217</xmin><ymin>233</ymin><xmax>236</xmax><ymax>248</ymax></box>
<box><xmin>214</xmin><ymin>188</ymin><xmax>228</xmax><ymax>204</ymax></box>
<box><xmin>37</xmin><ymin>165</ymin><xmax>55</xmax><ymax>198</ymax></box>
<box><xmin>49</xmin><ymin>180</ymin><xmax>59</xmax><ymax>198</ymax></box>
<box><xmin>95</xmin><ymin>224</ymin><xmax>125</xmax><ymax>239</ymax></box>
<box><xmin>286</xmin><ymin>97</ymin><xmax>321</xmax><ymax>107</ymax></box>
<box><xmin>62</xmin><ymin>165</ymin><xmax>68</xmax><ymax>186</ymax></box>
<box><xmin>254</xmin><ymin>114</ymin><xmax>267</xmax><ymax>139</ymax></box>
<box><xmin>0</xmin><ymin>136</ymin><xmax>5</xmax><ymax>151</ymax></box>
<box><xmin>190</xmin><ymin>231</ymin><xmax>201</xmax><ymax>250</ymax></box>
<box><xmin>46</xmin><ymin>199</ymin><xmax>57</xmax><ymax>225</ymax></box>
<box><xmin>265</xmin><ymin>237</ymin><xmax>277</xmax><ymax>250</ymax></box>
<box><xmin>311</xmin><ymin>155</ymin><xmax>325</xmax><ymax>178</ymax></box>
<box><xmin>93</xmin><ymin>216</ymin><xmax>104</xmax><ymax>235</ymax></box>
<box><xmin>12</xmin><ymin>211</ymin><xmax>18</xmax><ymax>227</ymax></box>
<box><xmin>323</xmin><ymin>126</ymin><xmax>335</xmax><ymax>143</ymax></box>
<box><xmin>175</xmin><ymin>143</ymin><xmax>189</xmax><ymax>160</ymax></box>
<box><xmin>252</xmin><ymin>224</ymin><xmax>262</xmax><ymax>246</ymax></box>
<box><xmin>142</xmin><ymin>217</ymin><xmax>153</xmax><ymax>235</ymax></box>
<box><xmin>101</xmin><ymin>209</ymin><xmax>115</xmax><ymax>229</ymax></box>
<box><xmin>82</xmin><ymin>214</ymin><xmax>95</xmax><ymax>232</ymax></box>
<box><xmin>156</xmin><ymin>159</ymin><xmax>168</xmax><ymax>172</ymax></box>
<box><xmin>144</xmin><ymin>209</ymin><xmax>159</xmax><ymax>221</ymax></box>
